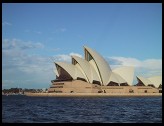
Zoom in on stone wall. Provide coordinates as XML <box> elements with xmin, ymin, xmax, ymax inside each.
<box><xmin>48</xmin><ymin>80</ymin><xmax>160</xmax><ymax>93</ymax></box>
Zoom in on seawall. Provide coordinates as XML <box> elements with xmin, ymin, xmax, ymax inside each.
<box><xmin>24</xmin><ymin>92</ymin><xmax>162</xmax><ymax>97</ymax></box>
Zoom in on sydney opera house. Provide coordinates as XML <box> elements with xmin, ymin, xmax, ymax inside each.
<box><xmin>48</xmin><ymin>46</ymin><xmax>162</xmax><ymax>94</ymax></box>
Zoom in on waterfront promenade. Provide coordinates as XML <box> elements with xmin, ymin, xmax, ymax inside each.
<box><xmin>25</xmin><ymin>92</ymin><xmax>162</xmax><ymax>97</ymax></box>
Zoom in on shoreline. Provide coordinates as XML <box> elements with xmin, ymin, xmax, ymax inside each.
<box><xmin>24</xmin><ymin>92</ymin><xmax>162</xmax><ymax>97</ymax></box>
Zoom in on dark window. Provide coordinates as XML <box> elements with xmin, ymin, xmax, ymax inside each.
<box><xmin>138</xmin><ymin>88</ymin><xmax>151</xmax><ymax>89</ymax></box>
<box><xmin>158</xmin><ymin>84</ymin><xmax>162</xmax><ymax>89</ymax></box>
<box><xmin>120</xmin><ymin>83</ymin><xmax>128</xmax><ymax>86</ymax></box>
<box><xmin>136</xmin><ymin>82</ymin><xmax>145</xmax><ymax>86</ymax></box>
<box><xmin>136</xmin><ymin>78</ymin><xmax>146</xmax><ymax>86</ymax></box>
<box><xmin>72</xmin><ymin>58</ymin><xmax>77</xmax><ymax>65</ymax></box>
<box><xmin>92</xmin><ymin>80</ymin><xmax>101</xmax><ymax>85</ymax></box>
<box><xmin>52</xmin><ymin>79</ymin><xmax>72</xmax><ymax>83</ymax></box>
<box><xmin>53</xmin><ymin>83</ymin><xmax>64</xmax><ymax>85</ymax></box>
<box><xmin>148</xmin><ymin>84</ymin><xmax>155</xmax><ymax>88</ymax></box>
<box><xmin>129</xmin><ymin>89</ymin><xmax>134</xmax><ymax>93</ymax></box>
<box><xmin>77</xmin><ymin>77</ymin><xmax>87</xmax><ymax>82</ymax></box>
<box><xmin>85</xmin><ymin>50</ymin><xmax>93</xmax><ymax>61</ymax></box>
<box><xmin>54</xmin><ymin>86</ymin><xmax>63</xmax><ymax>88</ymax></box>
<box><xmin>55</xmin><ymin>91</ymin><xmax>62</xmax><ymax>93</ymax></box>
<box><xmin>88</xmin><ymin>53</ymin><xmax>93</xmax><ymax>61</ymax></box>
<box><xmin>107</xmin><ymin>81</ymin><xmax>119</xmax><ymax>86</ymax></box>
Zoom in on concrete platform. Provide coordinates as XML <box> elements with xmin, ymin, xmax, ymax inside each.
<box><xmin>25</xmin><ymin>92</ymin><xmax>162</xmax><ymax>97</ymax></box>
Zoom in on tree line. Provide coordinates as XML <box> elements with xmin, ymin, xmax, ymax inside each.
<box><xmin>2</xmin><ymin>88</ymin><xmax>48</xmax><ymax>94</ymax></box>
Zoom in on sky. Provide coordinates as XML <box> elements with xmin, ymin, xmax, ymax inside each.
<box><xmin>2</xmin><ymin>3</ymin><xmax>162</xmax><ymax>89</ymax></box>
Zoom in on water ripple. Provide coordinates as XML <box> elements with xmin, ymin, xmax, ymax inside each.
<box><xmin>2</xmin><ymin>96</ymin><xmax>162</xmax><ymax>123</ymax></box>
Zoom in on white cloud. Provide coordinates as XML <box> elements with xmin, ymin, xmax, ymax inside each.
<box><xmin>142</xmin><ymin>59</ymin><xmax>162</xmax><ymax>70</ymax></box>
<box><xmin>108</xmin><ymin>56</ymin><xmax>141</xmax><ymax>68</ymax></box>
<box><xmin>2</xmin><ymin>39</ymin><xmax>50</xmax><ymax>89</ymax></box>
<box><xmin>52</xmin><ymin>28</ymin><xmax>67</xmax><ymax>34</ymax></box>
<box><xmin>53</xmin><ymin>52</ymin><xmax>83</xmax><ymax>63</ymax></box>
<box><xmin>24</xmin><ymin>30</ymin><xmax>42</xmax><ymax>35</ymax></box>
<box><xmin>2</xmin><ymin>39</ymin><xmax>161</xmax><ymax>88</ymax></box>
<box><xmin>2</xmin><ymin>21</ymin><xmax>12</xmax><ymax>26</ymax></box>
<box><xmin>2</xmin><ymin>52</ymin><xmax>54</xmax><ymax>89</ymax></box>
<box><xmin>53</xmin><ymin>54</ymin><xmax>71</xmax><ymax>62</ymax></box>
<box><xmin>2</xmin><ymin>38</ymin><xmax>44</xmax><ymax>50</ymax></box>
<box><xmin>107</xmin><ymin>56</ymin><xmax>162</xmax><ymax>78</ymax></box>
<box><xmin>70</xmin><ymin>52</ymin><xmax>83</xmax><ymax>58</ymax></box>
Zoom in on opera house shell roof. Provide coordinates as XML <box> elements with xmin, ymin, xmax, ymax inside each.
<box><xmin>54</xmin><ymin>46</ymin><xmax>135</xmax><ymax>86</ymax></box>
<box><xmin>136</xmin><ymin>76</ymin><xmax>162</xmax><ymax>88</ymax></box>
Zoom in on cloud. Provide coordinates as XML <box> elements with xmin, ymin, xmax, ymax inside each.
<box><xmin>24</xmin><ymin>30</ymin><xmax>42</xmax><ymax>35</ymax></box>
<box><xmin>52</xmin><ymin>28</ymin><xmax>67</xmax><ymax>34</ymax></box>
<box><xmin>2</xmin><ymin>39</ymin><xmax>161</xmax><ymax>89</ymax></box>
<box><xmin>2</xmin><ymin>39</ymin><xmax>49</xmax><ymax>74</ymax></box>
<box><xmin>22</xmin><ymin>42</ymin><xmax>44</xmax><ymax>49</ymax></box>
<box><xmin>53</xmin><ymin>52</ymin><xmax>83</xmax><ymax>63</ymax></box>
<box><xmin>2</xmin><ymin>39</ymin><xmax>50</xmax><ymax>89</ymax></box>
<box><xmin>2</xmin><ymin>51</ymin><xmax>54</xmax><ymax>89</ymax></box>
<box><xmin>70</xmin><ymin>52</ymin><xmax>83</xmax><ymax>58</ymax></box>
<box><xmin>141</xmin><ymin>59</ymin><xmax>162</xmax><ymax>70</ymax></box>
<box><xmin>53</xmin><ymin>54</ymin><xmax>71</xmax><ymax>62</ymax></box>
<box><xmin>2</xmin><ymin>39</ymin><xmax>84</xmax><ymax>89</ymax></box>
<box><xmin>107</xmin><ymin>57</ymin><xmax>141</xmax><ymax>68</ymax></box>
<box><xmin>2</xmin><ymin>21</ymin><xmax>12</xmax><ymax>26</ymax></box>
<box><xmin>2</xmin><ymin>38</ymin><xmax>44</xmax><ymax>50</ymax></box>
<box><xmin>107</xmin><ymin>56</ymin><xmax>162</xmax><ymax>78</ymax></box>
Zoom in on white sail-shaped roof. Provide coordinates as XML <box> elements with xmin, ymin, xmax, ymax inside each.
<box><xmin>84</xmin><ymin>46</ymin><xmax>112</xmax><ymax>85</ymax></box>
<box><xmin>108</xmin><ymin>72</ymin><xmax>127</xmax><ymax>85</ymax></box>
<box><xmin>148</xmin><ymin>76</ymin><xmax>162</xmax><ymax>88</ymax></box>
<box><xmin>136</xmin><ymin>76</ymin><xmax>152</xmax><ymax>86</ymax></box>
<box><xmin>53</xmin><ymin>46</ymin><xmax>149</xmax><ymax>87</ymax></box>
<box><xmin>55</xmin><ymin>62</ymin><xmax>86</xmax><ymax>80</ymax></box>
<box><xmin>113</xmin><ymin>66</ymin><xmax>134</xmax><ymax>85</ymax></box>
<box><xmin>71</xmin><ymin>55</ymin><xmax>101</xmax><ymax>83</ymax></box>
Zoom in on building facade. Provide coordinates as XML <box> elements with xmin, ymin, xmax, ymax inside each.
<box><xmin>48</xmin><ymin>46</ymin><xmax>162</xmax><ymax>93</ymax></box>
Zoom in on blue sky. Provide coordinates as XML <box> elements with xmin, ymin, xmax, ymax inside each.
<box><xmin>2</xmin><ymin>3</ymin><xmax>162</xmax><ymax>89</ymax></box>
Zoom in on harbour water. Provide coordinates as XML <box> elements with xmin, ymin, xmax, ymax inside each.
<box><xmin>2</xmin><ymin>95</ymin><xmax>162</xmax><ymax>123</ymax></box>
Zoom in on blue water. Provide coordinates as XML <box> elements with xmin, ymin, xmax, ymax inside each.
<box><xmin>2</xmin><ymin>95</ymin><xmax>162</xmax><ymax>123</ymax></box>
